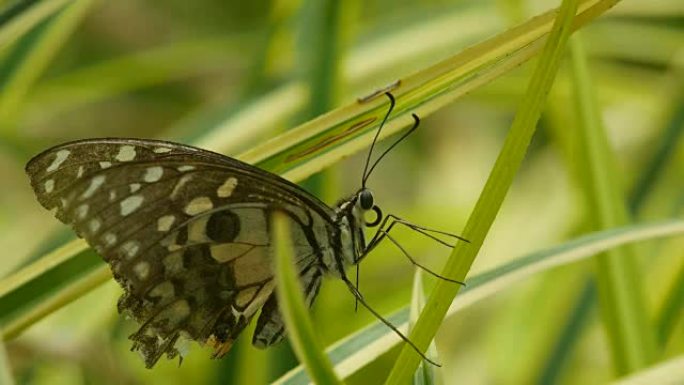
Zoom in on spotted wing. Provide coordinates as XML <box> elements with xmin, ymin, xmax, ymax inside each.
<box><xmin>25</xmin><ymin>138</ymin><xmax>335</xmax><ymax>367</ymax></box>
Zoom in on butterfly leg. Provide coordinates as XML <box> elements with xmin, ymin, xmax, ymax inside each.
<box><xmin>361</xmin><ymin>215</ymin><xmax>467</xmax><ymax>285</ymax></box>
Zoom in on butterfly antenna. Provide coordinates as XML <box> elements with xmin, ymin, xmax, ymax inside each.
<box><xmin>362</xmin><ymin>92</ymin><xmax>396</xmax><ymax>188</ymax></box>
<box><xmin>363</xmin><ymin>113</ymin><xmax>421</xmax><ymax>185</ymax></box>
<box><xmin>342</xmin><ymin>277</ymin><xmax>441</xmax><ymax>367</ymax></box>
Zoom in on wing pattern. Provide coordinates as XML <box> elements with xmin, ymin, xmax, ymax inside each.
<box><xmin>26</xmin><ymin>138</ymin><xmax>334</xmax><ymax>367</ymax></box>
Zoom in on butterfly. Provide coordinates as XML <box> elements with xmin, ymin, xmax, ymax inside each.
<box><xmin>25</xmin><ymin>93</ymin><xmax>466</xmax><ymax>368</ymax></box>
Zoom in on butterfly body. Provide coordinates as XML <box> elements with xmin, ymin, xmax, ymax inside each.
<box><xmin>26</xmin><ymin>138</ymin><xmax>366</xmax><ymax>367</ymax></box>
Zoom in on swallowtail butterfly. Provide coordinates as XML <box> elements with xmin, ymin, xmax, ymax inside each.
<box><xmin>25</xmin><ymin>93</ymin><xmax>466</xmax><ymax>368</ymax></box>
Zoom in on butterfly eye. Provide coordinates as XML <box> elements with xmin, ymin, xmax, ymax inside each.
<box><xmin>358</xmin><ymin>189</ymin><xmax>374</xmax><ymax>211</ymax></box>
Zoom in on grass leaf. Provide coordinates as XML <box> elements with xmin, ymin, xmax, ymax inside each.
<box><xmin>384</xmin><ymin>0</ymin><xmax>582</xmax><ymax>383</ymax></box>
<box><xmin>272</xmin><ymin>220</ymin><xmax>684</xmax><ymax>385</ymax></box>
<box><xmin>612</xmin><ymin>355</ymin><xmax>684</xmax><ymax>385</ymax></box>
<box><xmin>569</xmin><ymin>34</ymin><xmax>656</xmax><ymax>373</ymax></box>
<box><xmin>0</xmin><ymin>0</ymin><xmax>72</xmax><ymax>50</ymax></box>
<box><xmin>0</xmin><ymin>0</ymin><xmax>95</xmax><ymax>129</ymax></box>
<box><xmin>272</xmin><ymin>213</ymin><xmax>344</xmax><ymax>385</ymax></box>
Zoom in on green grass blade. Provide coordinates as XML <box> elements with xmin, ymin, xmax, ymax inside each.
<box><xmin>612</xmin><ymin>355</ymin><xmax>684</xmax><ymax>385</ymax></box>
<box><xmin>26</xmin><ymin>36</ymin><xmax>248</xmax><ymax>119</ymax></box>
<box><xmin>211</xmin><ymin>0</ymin><xmax>621</xmax><ymax>179</ymax></box>
<box><xmin>568</xmin><ymin>35</ymin><xmax>656</xmax><ymax>373</ymax></box>
<box><xmin>272</xmin><ymin>213</ymin><xmax>344</xmax><ymax>385</ymax></box>
<box><xmin>384</xmin><ymin>0</ymin><xmax>581</xmax><ymax>383</ymax></box>
<box><xmin>0</xmin><ymin>0</ymin><xmax>72</xmax><ymax>50</ymax></box>
<box><xmin>272</xmin><ymin>220</ymin><xmax>684</xmax><ymax>385</ymax></box>
<box><xmin>0</xmin><ymin>0</ymin><xmax>94</xmax><ymax>129</ymax></box>
<box><xmin>536</xmin><ymin>279</ymin><xmax>596</xmax><ymax>384</ymax></box>
<box><xmin>655</xmin><ymin>259</ymin><xmax>684</xmax><ymax>346</ymax></box>
<box><xmin>0</xmin><ymin>335</ymin><xmax>14</xmax><ymax>385</ymax></box>
<box><xmin>409</xmin><ymin>271</ymin><xmax>440</xmax><ymax>385</ymax></box>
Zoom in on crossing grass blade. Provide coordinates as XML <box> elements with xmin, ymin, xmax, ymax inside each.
<box><xmin>0</xmin><ymin>0</ymin><xmax>73</xmax><ymax>50</ymax></box>
<box><xmin>0</xmin><ymin>0</ymin><xmax>95</xmax><ymax>131</ymax></box>
<box><xmin>384</xmin><ymin>0</ymin><xmax>582</xmax><ymax>382</ymax></box>
<box><xmin>271</xmin><ymin>220</ymin><xmax>684</xmax><ymax>385</ymax></box>
<box><xmin>612</xmin><ymin>355</ymin><xmax>684</xmax><ymax>385</ymax></box>
<box><xmin>569</xmin><ymin>34</ymin><xmax>656</xmax><ymax>373</ymax></box>
<box><xmin>272</xmin><ymin>213</ymin><xmax>344</xmax><ymax>385</ymax></box>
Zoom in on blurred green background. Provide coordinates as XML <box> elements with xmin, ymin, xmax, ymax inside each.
<box><xmin>0</xmin><ymin>0</ymin><xmax>683</xmax><ymax>384</ymax></box>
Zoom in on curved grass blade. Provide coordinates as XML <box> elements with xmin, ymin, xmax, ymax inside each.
<box><xmin>238</xmin><ymin>0</ymin><xmax>620</xmax><ymax>183</ymax></box>
<box><xmin>569</xmin><ymin>34</ymin><xmax>656</xmax><ymax>373</ymax></box>
<box><xmin>384</xmin><ymin>0</ymin><xmax>582</xmax><ymax>383</ymax></box>
<box><xmin>0</xmin><ymin>0</ymin><xmax>72</xmax><ymax>50</ymax></box>
<box><xmin>272</xmin><ymin>213</ymin><xmax>344</xmax><ymax>385</ymax></box>
<box><xmin>271</xmin><ymin>219</ymin><xmax>684</xmax><ymax>385</ymax></box>
<box><xmin>0</xmin><ymin>0</ymin><xmax>95</xmax><ymax>130</ymax></box>
<box><xmin>0</xmin><ymin>335</ymin><xmax>14</xmax><ymax>385</ymax></box>
<box><xmin>656</xmin><ymin>260</ymin><xmax>684</xmax><ymax>346</ymax></box>
<box><xmin>409</xmin><ymin>271</ymin><xmax>440</xmax><ymax>385</ymax></box>
<box><xmin>612</xmin><ymin>355</ymin><xmax>684</xmax><ymax>385</ymax></box>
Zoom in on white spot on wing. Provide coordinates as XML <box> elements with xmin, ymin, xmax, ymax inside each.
<box><xmin>121</xmin><ymin>241</ymin><xmax>140</xmax><ymax>259</ymax></box>
<box><xmin>77</xmin><ymin>165</ymin><xmax>84</xmax><ymax>178</ymax></box>
<box><xmin>120</xmin><ymin>195</ymin><xmax>144</xmax><ymax>216</ymax></box>
<box><xmin>129</xmin><ymin>183</ymin><xmax>141</xmax><ymax>193</ymax></box>
<box><xmin>88</xmin><ymin>219</ymin><xmax>101</xmax><ymax>233</ymax></box>
<box><xmin>109</xmin><ymin>190</ymin><xmax>117</xmax><ymax>202</ymax></box>
<box><xmin>149</xmin><ymin>281</ymin><xmax>175</xmax><ymax>303</ymax></box>
<box><xmin>81</xmin><ymin>175</ymin><xmax>106</xmax><ymax>199</ymax></box>
<box><xmin>177</xmin><ymin>165</ymin><xmax>195</xmax><ymax>172</ymax></box>
<box><xmin>44</xmin><ymin>179</ymin><xmax>55</xmax><ymax>193</ymax></box>
<box><xmin>157</xmin><ymin>215</ymin><xmax>176</xmax><ymax>232</ymax></box>
<box><xmin>154</xmin><ymin>147</ymin><xmax>172</xmax><ymax>153</ymax></box>
<box><xmin>103</xmin><ymin>232</ymin><xmax>117</xmax><ymax>246</ymax></box>
<box><xmin>171</xmin><ymin>175</ymin><xmax>192</xmax><ymax>199</ymax></box>
<box><xmin>184</xmin><ymin>196</ymin><xmax>213</xmax><ymax>215</ymax></box>
<box><xmin>163</xmin><ymin>251</ymin><xmax>184</xmax><ymax>274</ymax></box>
<box><xmin>133</xmin><ymin>261</ymin><xmax>150</xmax><ymax>279</ymax></box>
<box><xmin>217</xmin><ymin>177</ymin><xmax>238</xmax><ymax>198</ymax></box>
<box><xmin>46</xmin><ymin>150</ymin><xmax>70</xmax><ymax>172</ymax></box>
<box><xmin>115</xmin><ymin>145</ymin><xmax>136</xmax><ymax>162</ymax></box>
<box><xmin>99</xmin><ymin>161</ymin><xmax>112</xmax><ymax>169</ymax></box>
<box><xmin>143</xmin><ymin>166</ymin><xmax>163</xmax><ymax>182</ymax></box>
<box><xmin>75</xmin><ymin>204</ymin><xmax>89</xmax><ymax>219</ymax></box>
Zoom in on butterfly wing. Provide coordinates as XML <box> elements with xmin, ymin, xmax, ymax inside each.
<box><xmin>25</xmin><ymin>138</ymin><xmax>334</xmax><ymax>367</ymax></box>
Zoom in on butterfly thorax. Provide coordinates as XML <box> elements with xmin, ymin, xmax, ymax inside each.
<box><xmin>326</xmin><ymin>195</ymin><xmax>367</xmax><ymax>277</ymax></box>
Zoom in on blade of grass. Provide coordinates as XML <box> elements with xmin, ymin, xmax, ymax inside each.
<box><xmin>238</xmin><ymin>0</ymin><xmax>619</xmax><ymax>182</ymax></box>
<box><xmin>0</xmin><ymin>0</ymin><xmax>72</xmax><ymax>50</ymax></box>
<box><xmin>0</xmin><ymin>335</ymin><xmax>14</xmax><ymax>385</ymax></box>
<box><xmin>0</xmin><ymin>0</ymin><xmax>95</xmax><ymax>130</ymax></box>
<box><xmin>272</xmin><ymin>213</ymin><xmax>344</xmax><ymax>385</ymax></box>
<box><xmin>24</xmin><ymin>35</ymin><xmax>249</xmax><ymax>119</ymax></box>
<box><xmin>569</xmin><ymin>34</ymin><xmax>656</xmax><ymax>373</ymax></box>
<box><xmin>296</xmin><ymin>0</ymin><xmax>347</xmax><ymax>195</ymax></box>
<box><xmin>535</xmin><ymin>280</ymin><xmax>597</xmax><ymax>384</ymax></box>
<box><xmin>272</xmin><ymin>220</ymin><xmax>684</xmax><ymax>385</ymax></box>
<box><xmin>612</xmin><ymin>355</ymin><xmax>684</xmax><ymax>385</ymax></box>
<box><xmin>384</xmin><ymin>0</ymin><xmax>581</xmax><ymax>383</ymax></box>
<box><xmin>409</xmin><ymin>271</ymin><xmax>440</xmax><ymax>385</ymax></box>
<box><xmin>655</xmin><ymin>258</ymin><xmax>684</xmax><ymax>346</ymax></box>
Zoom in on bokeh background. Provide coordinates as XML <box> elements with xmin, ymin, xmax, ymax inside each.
<box><xmin>1</xmin><ymin>0</ymin><xmax>683</xmax><ymax>384</ymax></box>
